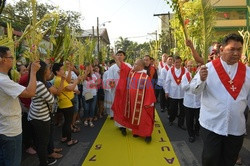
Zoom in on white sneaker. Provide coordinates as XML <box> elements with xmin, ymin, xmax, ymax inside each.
<box><xmin>48</xmin><ymin>158</ymin><xmax>57</xmax><ymax>165</ymax></box>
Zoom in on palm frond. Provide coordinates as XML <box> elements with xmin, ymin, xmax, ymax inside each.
<box><xmin>238</xmin><ymin>30</ymin><xmax>250</xmax><ymax>65</ymax></box>
<box><xmin>200</xmin><ymin>0</ymin><xmax>215</xmax><ymax>63</ymax></box>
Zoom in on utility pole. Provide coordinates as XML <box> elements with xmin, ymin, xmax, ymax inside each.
<box><xmin>92</xmin><ymin>26</ymin><xmax>95</xmax><ymax>38</ymax></box>
<box><xmin>97</xmin><ymin>17</ymin><xmax>100</xmax><ymax>56</ymax></box>
<box><xmin>153</xmin><ymin>12</ymin><xmax>172</xmax><ymax>49</ymax></box>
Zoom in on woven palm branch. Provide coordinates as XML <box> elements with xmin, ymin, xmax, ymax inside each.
<box><xmin>200</xmin><ymin>0</ymin><xmax>215</xmax><ymax>64</ymax></box>
<box><xmin>18</xmin><ymin>0</ymin><xmax>58</xmax><ymax>62</ymax></box>
<box><xmin>238</xmin><ymin>30</ymin><xmax>250</xmax><ymax>65</ymax></box>
<box><xmin>50</xmin><ymin>33</ymin><xmax>64</xmax><ymax>63</ymax></box>
<box><xmin>5</xmin><ymin>23</ymin><xmax>20</xmax><ymax>82</ymax></box>
<box><xmin>149</xmin><ymin>40</ymin><xmax>161</xmax><ymax>60</ymax></box>
<box><xmin>85</xmin><ymin>37</ymin><xmax>96</xmax><ymax>63</ymax></box>
<box><xmin>169</xmin><ymin>0</ymin><xmax>188</xmax><ymax>40</ymax></box>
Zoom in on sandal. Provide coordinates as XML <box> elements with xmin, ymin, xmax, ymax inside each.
<box><xmin>67</xmin><ymin>139</ymin><xmax>78</xmax><ymax>146</ymax></box>
<box><xmin>49</xmin><ymin>152</ymin><xmax>63</xmax><ymax>159</ymax></box>
<box><xmin>60</xmin><ymin>138</ymin><xmax>67</xmax><ymax>143</ymax></box>
<box><xmin>53</xmin><ymin>148</ymin><xmax>62</xmax><ymax>153</ymax></box>
<box><xmin>236</xmin><ymin>157</ymin><xmax>242</xmax><ymax>165</ymax></box>
<box><xmin>93</xmin><ymin>117</ymin><xmax>98</xmax><ymax>121</ymax></box>
<box><xmin>71</xmin><ymin>127</ymin><xmax>80</xmax><ymax>133</ymax></box>
<box><xmin>83</xmin><ymin>120</ymin><xmax>88</xmax><ymax>126</ymax></box>
<box><xmin>89</xmin><ymin>122</ymin><xmax>94</xmax><ymax>127</ymax></box>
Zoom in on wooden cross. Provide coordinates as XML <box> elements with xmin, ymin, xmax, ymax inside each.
<box><xmin>230</xmin><ymin>85</ymin><xmax>237</xmax><ymax>92</ymax></box>
<box><xmin>228</xmin><ymin>80</ymin><xmax>233</xmax><ymax>84</ymax></box>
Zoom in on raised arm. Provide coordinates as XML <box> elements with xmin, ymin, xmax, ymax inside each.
<box><xmin>186</xmin><ymin>39</ymin><xmax>204</xmax><ymax>65</ymax></box>
<box><xmin>19</xmin><ymin>61</ymin><xmax>40</xmax><ymax>98</ymax></box>
<box><xmin>111</xmin><ymin>54</ymin><xmax>121</xmax><ymax>68</ymax></box>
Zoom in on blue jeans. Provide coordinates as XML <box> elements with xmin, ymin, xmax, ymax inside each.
<box><xmin>82</xmin><ymin>95</ymin><xmax>97</xmax><ymax>119</ymax></box>
<box><xmin>0</xmin><ymin>133</ymin><xmax>22</xmax><ymax>166</ymax></box>
<box><xmin>72</xmin><ymin>94</ymin><xmax>79</xmax><ymax>113</ymax></box>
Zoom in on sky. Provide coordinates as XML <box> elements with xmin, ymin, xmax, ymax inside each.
<box><xmin>10</xmin><ymin>0</ymin><xmax>172</xmax><ymax>46</ymax></box>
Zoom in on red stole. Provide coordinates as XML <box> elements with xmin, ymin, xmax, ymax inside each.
<box><xmin>160</xmin><ymin>61</ymin><xmax>164</xmax><ymax>68</ymax></box>
<box><xmin>171</xmin><ymin>67</ymin><xmax>185</xmax><ymax>85</ymax></box>
<box><xmin>212</xmin><ymin>58</ymin><xmax>246</xmax><ymax>100</ymax></box>
<box><xmin>186</xmin><ymin>72</ymin><xmax>192</xmax><ymax>83</ymax></box>
<box><xmin>165</xmin><ymin>65</ymin><xmax>169</xmax><ymax>71</ymax></box>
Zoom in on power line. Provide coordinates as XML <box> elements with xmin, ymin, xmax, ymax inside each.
<box><xmin>109</xmin><ymin>0</ymin><xmax>131</xmax><ymax>18</ymax></box>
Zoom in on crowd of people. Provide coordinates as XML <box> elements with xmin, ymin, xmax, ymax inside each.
<box><xmin>0</xmin><ymin>33</ymin><xmax>249</xmax><ymax>166</ymax></box>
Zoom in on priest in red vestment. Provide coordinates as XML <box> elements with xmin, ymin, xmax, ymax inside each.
<box><xmin>111</xmin><ymin>55</ymin><xmax>156</xmax><ymax>143</ymax></box>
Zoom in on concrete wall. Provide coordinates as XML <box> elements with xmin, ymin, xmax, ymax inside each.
<box><xmin>211</xmin><ymin>0</ymin><xmax>246</xmax><ymax>7</ymax></box>
<box><xmin>215</xmin><ymin>19</ymin><xmax>246</xmax><ymax>27</ymax></box>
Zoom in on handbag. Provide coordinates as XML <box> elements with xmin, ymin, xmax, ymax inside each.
<box><xmin>84</xmin><ymin>92</ymin><xmax>93</xmax><ymax>101</ymax></box>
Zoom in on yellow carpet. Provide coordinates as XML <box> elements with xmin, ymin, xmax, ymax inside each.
<box><xmin>82</xmin><ymin>111</ymin><xmax>180</xmax><ymax>166</ymax></box>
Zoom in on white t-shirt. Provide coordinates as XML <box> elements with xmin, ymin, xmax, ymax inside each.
<box><xmin>0</xmin><ymin>73</ymin><xmax>25</xmax><ymax>137</ymax></box>
<box><xmin>65</xmin><ymin>70</ymin><xmax>78</xmax><ymax>91</ymax></box>
<box><xmin>82</xmin><ymin>74</ymin><xmax>98</xmax><ymax>96</ymax></box>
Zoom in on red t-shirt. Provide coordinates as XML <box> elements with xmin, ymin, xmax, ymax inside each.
<box><xmin>18</xmin><ymin>73</ymin><xmax>31</xmax><ymax>108</ymax></box>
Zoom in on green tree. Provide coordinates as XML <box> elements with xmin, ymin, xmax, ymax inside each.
<box><xmin>115</xmin><ymin>37</ymin><xmax>151</xmax><ymax>63</ymax></box>
<box><xmin>115</xmin><ymin>37</ymin><xmax>131</xmax><ymax>53</ymax></box>
<box><xmin>168</xmin><ymin>0</ymin><xmax>215</xmax><ymax>61</ymax></box>
<box><xmin>0</xmin><ymin>0</ymin><xmax>81</xmax><ymax>32</ymax></box>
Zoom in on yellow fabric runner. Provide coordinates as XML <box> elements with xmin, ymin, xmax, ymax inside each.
<box><xmin>82</xmin><ymin>111</ymin><xmax>180</xmax><ymax>166</ymax></box>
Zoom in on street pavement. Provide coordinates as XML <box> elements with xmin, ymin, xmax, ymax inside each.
<box><xmin>21</xmin><ymin>104</ymin><xmax>250</xmax><ymax>166</ymax></box>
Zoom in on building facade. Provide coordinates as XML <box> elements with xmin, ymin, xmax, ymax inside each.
<box><xmin>211</xmin><ymin>0</ymin><xmax>249</xmax><ymax>36</ymax></box>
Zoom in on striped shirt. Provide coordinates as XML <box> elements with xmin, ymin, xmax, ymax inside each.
<box><xmin>28</xmin><ymin>81</ymin><xmax>54</xmax><ymax>121</ymax></box>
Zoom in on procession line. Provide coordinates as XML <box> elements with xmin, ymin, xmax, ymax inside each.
<box><xmin>82</xmin><ymin>110</ymin><xmax>180</xmax><ymax>166</ymax></box>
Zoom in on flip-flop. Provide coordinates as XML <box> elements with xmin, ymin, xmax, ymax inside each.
<box><xmin>60</xmin><ymin>138</ymin><xmax>67</xmax><ymax>143</ymax></box>
<box><xmin>54</xmin><ymin>148</ymin><xmax>63</xmax><ymax>153</ymax></box>
<box><xmin>71</xmin><ymin>127</ymin><xmax>80</xmax><ymax>133</ymax></box>
<box><xmin>67</xmin><ymin>139</ymin><xmax>78</xmax><ymax>146</ymax></box>
<box><xmin>49</xmin><ymin>152</ymin><xmax>63</xmax><ymax>159</ymax></box>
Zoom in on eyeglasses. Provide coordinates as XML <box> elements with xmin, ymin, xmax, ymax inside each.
<box><xmin>225</xmin><ymin>48</ymin><xmax>242</xmax><ymax>54</ymax></box>
<box><xmin>4</xmin><ymin>56</ymin><xmax>14</xmax><ymax>59</ymax></box>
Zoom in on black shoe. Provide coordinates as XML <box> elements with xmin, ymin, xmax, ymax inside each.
<box><xmin>169</xmin><ymin>122</ymin><xmax>173</xmax><ymax>126</ymax></box>
<box><xmin>119</xmin><ymin>127</ymin><xmax>127</xmax><ymax>136</ymax></box>
<box><xmin>178</xmin><ymin>125</ymin><xmax>186</xmax><ymax>130</ymax></box>
<box><xmin>188</xmin><ymin>137</ymin><xmax>195</xmax><ymax>143</ymax></box>
<box><xmin>110</xmin><ymin>117</ymin><xmax>114</xmax><ymax>120</ymax></box>
<box><xmin>145</xmin><ymin>136</ymin><xmax>152</xmax><ymax>143</ymax></box>
<box><xmin>48</xmin><ymin>158</ymin><xmax>57</xmax><ymax>165</ymax></box>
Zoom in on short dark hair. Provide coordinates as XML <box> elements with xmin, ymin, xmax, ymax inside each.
<box><xmin>222</xmin><ymin>34</ymin><xmax>243</xmax><ymax>46</ymax></box>
<box><xmin>167</xmin><ymin>55</ymin><xmax>173</xmax><ymax>58</ymax></box>
<box><xmin>0</xmin><ymin>46</ymin><xmax>10</xmax><ymax>58</ymax></box>
<box><xmin>52</xmin><ymin>63</ymin><xmax>63</xmax><ymax>76</ymax></box>
<box><xmin>174</xmin><ymin>55</ymin><xmax>182</xmax><ymax>61</ymax></box>
<box><xmin>36</xmin><ymin>60</ymin><xmax>48</xmax><ymax>84</ymax></box>
<box><xmin>109</xmin><ymin>59</ymin><xmax>115</xmax><ymax>65</ymax></box>
<box><xmin>116</xmin><ymin>50</ymin><xmax>126</xmax><ymax>56</ymax></box>
<box><xmin>144</xmin><ymin>55</ymin><xmax>151</xmax><ymax>59</ymax></box>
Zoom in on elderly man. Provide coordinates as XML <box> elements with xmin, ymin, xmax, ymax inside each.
<box><xmin>0</xmin><ymin>46</ymin><xmax>40</xmax><ymax>166</ymax></box>
<box><xmin>190</xmin><ymin>34</ymin><xmax>250</xmax><ymax>166</ymax></box>
<box><xmin>112</xmin><ymin>55</ymin><xmax>156</xmax><ymax>143</ymax></box>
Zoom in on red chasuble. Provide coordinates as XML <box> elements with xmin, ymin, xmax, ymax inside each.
<box><xmin>112</xmin><ymin>62</ymin><xmax>156</xmax><ymax>137</ymax></box>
